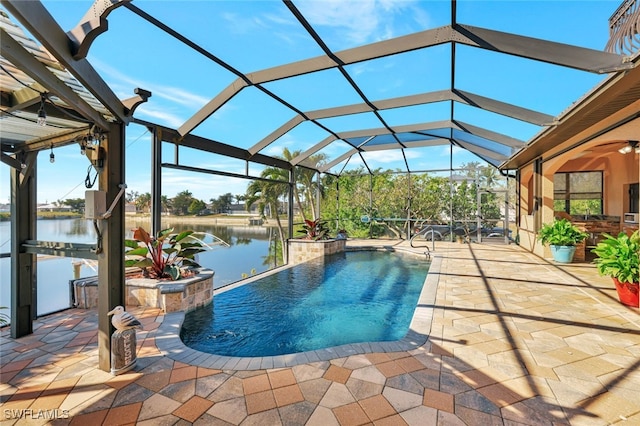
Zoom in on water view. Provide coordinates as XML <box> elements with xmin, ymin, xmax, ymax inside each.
<box><xmin>0</xmin><ymin>218</ymin><xmax>283</xmax><ymax>318</ymax></box>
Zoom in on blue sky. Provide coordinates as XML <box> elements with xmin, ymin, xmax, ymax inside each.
<box><xmin>0</xmin><ymin>0</ymin><xmax>619</xmax><ymax>204</ymax></box>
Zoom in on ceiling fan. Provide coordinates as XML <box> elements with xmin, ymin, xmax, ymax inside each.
<box><xmin>591</xmin><ymin>140</ymin><xmax>639</xmax><ymax>154</ymax></box>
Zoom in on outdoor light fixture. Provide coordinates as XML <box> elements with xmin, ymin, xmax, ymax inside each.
<box><xmin>80</xmin><ymin>138</ymin><xmax>86</xmax><ymax>155</ymax></box>
<box><xmin>49</xmin><ymin>145</ymin><xmax>55</xmax><ymax>163</ymax></box>
<box><xmin>37</xmin><ymin>95</ymin><xmax>47</xmax><ymax>127</ymax></box>
<box><xmin>618</xmin><ymin>140</ymin><xmax>638</xmax><ymax>154</ymax></box>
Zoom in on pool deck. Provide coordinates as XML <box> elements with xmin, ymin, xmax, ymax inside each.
<box><xmin>1</xmin><ymin>240</ymin><xmax>639</xmax><ymax>425</ymax></box>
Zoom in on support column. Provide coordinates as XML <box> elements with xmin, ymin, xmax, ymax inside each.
<box><xmin>98</xmin><ymin>122</ymin><xmax>126</xmax><ymax>372</ymax></box>
<box><xmin>287</xmin><ymin>168</ymin><xmax>294</xmax><ymax>263</ymax></box>
<box><xmin>369</xmin><ymin>174</ymin><xmax>373</xmax><ymax>239</ymax></box>
<box><xmin>533</xmin><ymin>158</ymin><xmax>543</xmax><ymax>230</ymax></box>
<box><xmin>449</xmin><ymin>144</ymin><xmax>454</xmax><ymax>241</ymax></box>
<box><xmin>476</xmin><ymin>174</ymin><xmax>482</xmax><ymax>243</ymax></box>
<box><xmin>406</xmin><ymin>172</ymin><xmax>412</xmax><ymax>240</ymax></box>
<box><xmin>10</xmin><ymin>151</ymin><xmax>37</xmax><ymax>338</ymax></box>
<box><xmin>315</xmin><ymin>171</ymin><xmax>320</xmax><ymax>220</ymax></box>
<box><xmin>336</xmin><ymin>179</ymin><xmax>340</xmax><ymax>230</ymax></box>
<box><xmin>151</xmin><ymin>127</ymin><xmax>162</xmax><ymax>236</ymax></box>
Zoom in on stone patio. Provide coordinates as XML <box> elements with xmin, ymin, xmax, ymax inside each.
<box><xmin>1</xmin><ymin>240</ymin><xmax>639</xmax><ymax>425</ymax></box>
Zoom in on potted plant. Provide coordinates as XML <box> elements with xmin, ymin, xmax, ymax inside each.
<box><xmin>592</xmin><ymin>231</ymin><xmax>639</xmax><ymax>307</ymax></box>
<box><xmin>289</xmin><ymin>218</ymin><xmax>346</xmax><ymax>265</ymax></box>
<box><xmin>125</xmin><ymin>227</ymin><xmax>206</xmax><ymax>280</ymax></box>
<box><xmin>120</xmin><ymin>227</ymin><xmax>216</xmax><ymax>313</ymax></box>
<box><xmin>537</xmin><ymin>218</ymin><xmax>588</xmax><ymax>263</ymax></box>
<box><xmin>298</xmin><ymin>218</ymin><xmax>330</xmax><ymax>241</ymax></box>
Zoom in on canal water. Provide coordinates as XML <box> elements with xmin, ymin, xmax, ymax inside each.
<box><xmin>0</xmin><ymin>218</ymin><xmax>283</xmax><ymax>318</ymax></box>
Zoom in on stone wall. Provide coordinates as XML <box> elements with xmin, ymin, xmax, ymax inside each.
<box><xmin>73</xmin><ymin>268</ymin><xmax>214</xmax><ymax>313</ymax></box>
<box><xmin>288</xmin><ymin>238</ymin><xmax>346</xmax><ymax>265</ymax></box>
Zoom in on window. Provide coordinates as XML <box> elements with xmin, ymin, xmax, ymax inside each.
<box><xmin>553</xmin><ymin>171</ymin><xmax>603</xmax><ymax>215</ymax></box>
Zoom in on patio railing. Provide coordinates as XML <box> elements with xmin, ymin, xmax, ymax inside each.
<box><xmin>606</xmin><ymin>0</ymin><xmax>640</xmax><ymax>55</ymax></box>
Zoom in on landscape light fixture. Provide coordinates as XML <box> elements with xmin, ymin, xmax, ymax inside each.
<box><xmin>37</xmin><ymin>95</ymin><xmax>47</xmax><ymax>127</ymax></box>
<box><xmin>618</xmin><ymin>140</ymin><xmax>638</xmax><ymax>154</ymax></box>
<box><xmin>49</xmin><ymin>145</ymin><xmax>55</xmax><ymax>163</ymax></box>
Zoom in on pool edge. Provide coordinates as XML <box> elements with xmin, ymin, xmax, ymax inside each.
<box><xmin>155</xmin><ymin>249</ymin><xmax>440</xmax><ymax>371</ymax></box>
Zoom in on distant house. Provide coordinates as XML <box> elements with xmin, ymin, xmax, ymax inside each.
<box><xmin>125</xmin><ymin>203</ymin><xmax>137</xmax><ymax>214</ymax></box>
<box><xmin>37</xmin><ymin>203</ymin><xmax>72</xmax><ymax>212</ymax></box>
<box><xmin>224</xmin><ymin>203</ymin><xmax>262</xmax><ymax>216</ymax></box>
<box><xmin>0</xmin><ymin>204</ymin><xmax>9</xmax><ymax>213</ymax></box>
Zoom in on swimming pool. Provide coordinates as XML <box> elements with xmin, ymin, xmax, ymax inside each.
<box><xmin>180</xmin><ymin>249</ymin><xmax>430</xmax><ymax>357</ymax></box>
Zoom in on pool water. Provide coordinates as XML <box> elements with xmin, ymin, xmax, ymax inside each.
<box><xmin>180</xmin><ymin>250</ymin><xmax>429</xmax><ymax>357</ymax></box>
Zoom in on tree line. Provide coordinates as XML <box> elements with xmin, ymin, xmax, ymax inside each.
<box><xmin>103</xmin><ymin>148</ymin><xmax>510</xmax><ymax>243</ymax></box>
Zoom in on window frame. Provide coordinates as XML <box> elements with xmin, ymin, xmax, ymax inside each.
<box><xmin>553</xmin><ymin>171</ymin><xmax>604</xmax><ymax>215</ymax></box>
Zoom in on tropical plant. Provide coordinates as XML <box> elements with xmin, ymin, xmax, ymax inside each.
<box><xmin>245</xmin><ymin>167</ymin><xmax>289</xmax><ymax>261</ymax></box>
<box><xmin>592</xmin><ymin>231</ymin><xmax>639</xmax><ymax>284</ymax></box>
<box><xmin>125</xmin><ymin>227</ymin><xmax>205</xmax><ymax>280</ymax></box>
<box><xmin>299</xmin><ymin>218</ymin><xmax>330</xmax><ymax>240</ymax></box>
<box><xmin>537</xmin><ymin>219</ymin><xmax>588</xmax><ymax>246</ymax></box>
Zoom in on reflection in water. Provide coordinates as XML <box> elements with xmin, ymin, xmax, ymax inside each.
<box><xmin>65</xmin><ymin>219</ymin><xmax>90</xmax><ymax>237</ymax></box>
<box><xmin>0</xmin><ymin>219</ymin><xmax>286</xmax><ymax>318</ymax></box>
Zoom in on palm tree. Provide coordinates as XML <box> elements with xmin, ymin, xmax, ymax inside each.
<box><xmin>296</xmin><ymin>158</ymin><xmax>326</xmax><ymax>221</ymax></box>
<box><xmin>160</xmin><ymin>195</ymin><xmax>172</xmax><ymax>215</ymax></box>
<box><xmin>136</xmin><ymin>192</ymin><xmax>151</xmax><ymax>213</ymax></box>
<box><xmin>280</xmin><ymin>148</ymin><xmax>328</xmax><ymax>221</ymax></box>
<box><xmin>245</xmin><ymin>167</ymin><xmax>289</xmax><ymax>262</ymax></box>
<box><xmin>278</xmin><ymin>148</ymin><xmax>308</xmax><ymax>222</ymax></box>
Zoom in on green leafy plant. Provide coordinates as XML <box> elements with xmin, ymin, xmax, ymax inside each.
<box><xmin>125</xmin><ymin>227</ymin><xmax>205</xmax><ymax>280</ymax></box>
<box><xmin>537</xmin><ymin>219</ymin><xmax>588</xmax><ymax>247</ymax></box>
<box><xmin>298</xmin><ymin>218</ymin><xmax>330</xmax><ymax>240</ymax></box>
<box><xmin>592</xmin><ymin>231</ymin><xmax>639</xmax><ymax>284</ymax></box>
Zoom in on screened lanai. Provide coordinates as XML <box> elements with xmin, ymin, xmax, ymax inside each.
<box><xmin>1</xmin><ymin>0</ymin><xmax>637</xmax><ymax>370</ymax></box>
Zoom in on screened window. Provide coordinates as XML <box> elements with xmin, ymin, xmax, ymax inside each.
<box><xmin>553</xmin><ymin>171</ymin><xmax>603</xmax><ymax>215</ymax></box>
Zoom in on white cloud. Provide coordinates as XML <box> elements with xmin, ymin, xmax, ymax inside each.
<box><xmin>136</xmin><ymin>106</ymin><xmax>184</xmax><ymax>129</ymax></box>
<box><xmin>92</xmin><ymin>59</ymin><xmax>210</xmax><ymax>123</ymax></box>
<box><xmin>262</xmin><ymin>134</ymin><xmax>298</xmax><ymax>156</ymax></box>
<box><xmin>297</xmin><ymin>0</ymin><xmax>424</xmax><ymax>46</ymax></box>
<box><xmin>362</xmin><ymin>148</ymin><xmax>419</xmax><ymax>164</ymax></box>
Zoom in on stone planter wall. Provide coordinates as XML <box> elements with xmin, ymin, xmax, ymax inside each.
<box><xmin>288</xmin><ymin>238</ymin><xmax>346</xmax><ymax>265</ymax></box>
<box><xmin>73</xmin><ymin>268</ymin><xmax>214</xmax><ymax>313</ymax></box>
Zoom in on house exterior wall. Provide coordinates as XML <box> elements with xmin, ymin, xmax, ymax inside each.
<box><xmin>515</xmin><ymin>117</ymin><xmax>640</xmax><ymax>261</ymax></box>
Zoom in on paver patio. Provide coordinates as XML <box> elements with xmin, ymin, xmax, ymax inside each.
<box><xmin>1</xmin><ymin>241</ymin><xmax>639</xmax><ymax>425</ymax></box>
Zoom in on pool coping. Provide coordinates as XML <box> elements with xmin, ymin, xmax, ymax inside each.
<box><xmin>155</xmin><ymin>246</ymin><xmax>440</xmax><ymax>370</ymax></box>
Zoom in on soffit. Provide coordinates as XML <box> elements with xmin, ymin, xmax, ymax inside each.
<box><xmin>502</xmin><ymin>56</ymin><xmax>640</xmax><ymax>169</ymax></box>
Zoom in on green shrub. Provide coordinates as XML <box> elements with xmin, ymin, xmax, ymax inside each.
<box><xmin>537</xmin><ymin>219</ymin><xmax>588</xmax><ymax>247</ymax></box>
<box><xmin>592</xmin><ymin>231</ymin><xmax>639</xmax><ymax>284</ymax></box>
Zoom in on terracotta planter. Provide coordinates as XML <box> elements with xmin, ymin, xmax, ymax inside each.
<box><xmin>613</xmin><ymin>277</ymin><xmax>639</xmax><ymax>308</ymax></box>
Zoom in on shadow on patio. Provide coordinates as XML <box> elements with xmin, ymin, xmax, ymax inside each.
<box><xmin>0</xmin><ymin>241</ymin><xmax>638</xmax><ymax>425</ymax></box>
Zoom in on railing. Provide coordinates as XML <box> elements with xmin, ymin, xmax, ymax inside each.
<box><xmin>606</xmin><ymin>0</ymin><xmax>640</xmax><ymax>55</ymax></box>
<box><xmin>409</xmin><ymin>225</ymin><xmax>440</xmax><ymax>253</ymax></box>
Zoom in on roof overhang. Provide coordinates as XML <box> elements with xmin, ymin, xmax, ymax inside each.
<box><xmin>500</xmin><ymin>54</ymin><xmax>640</xmax><ymax>169</ymax></box>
